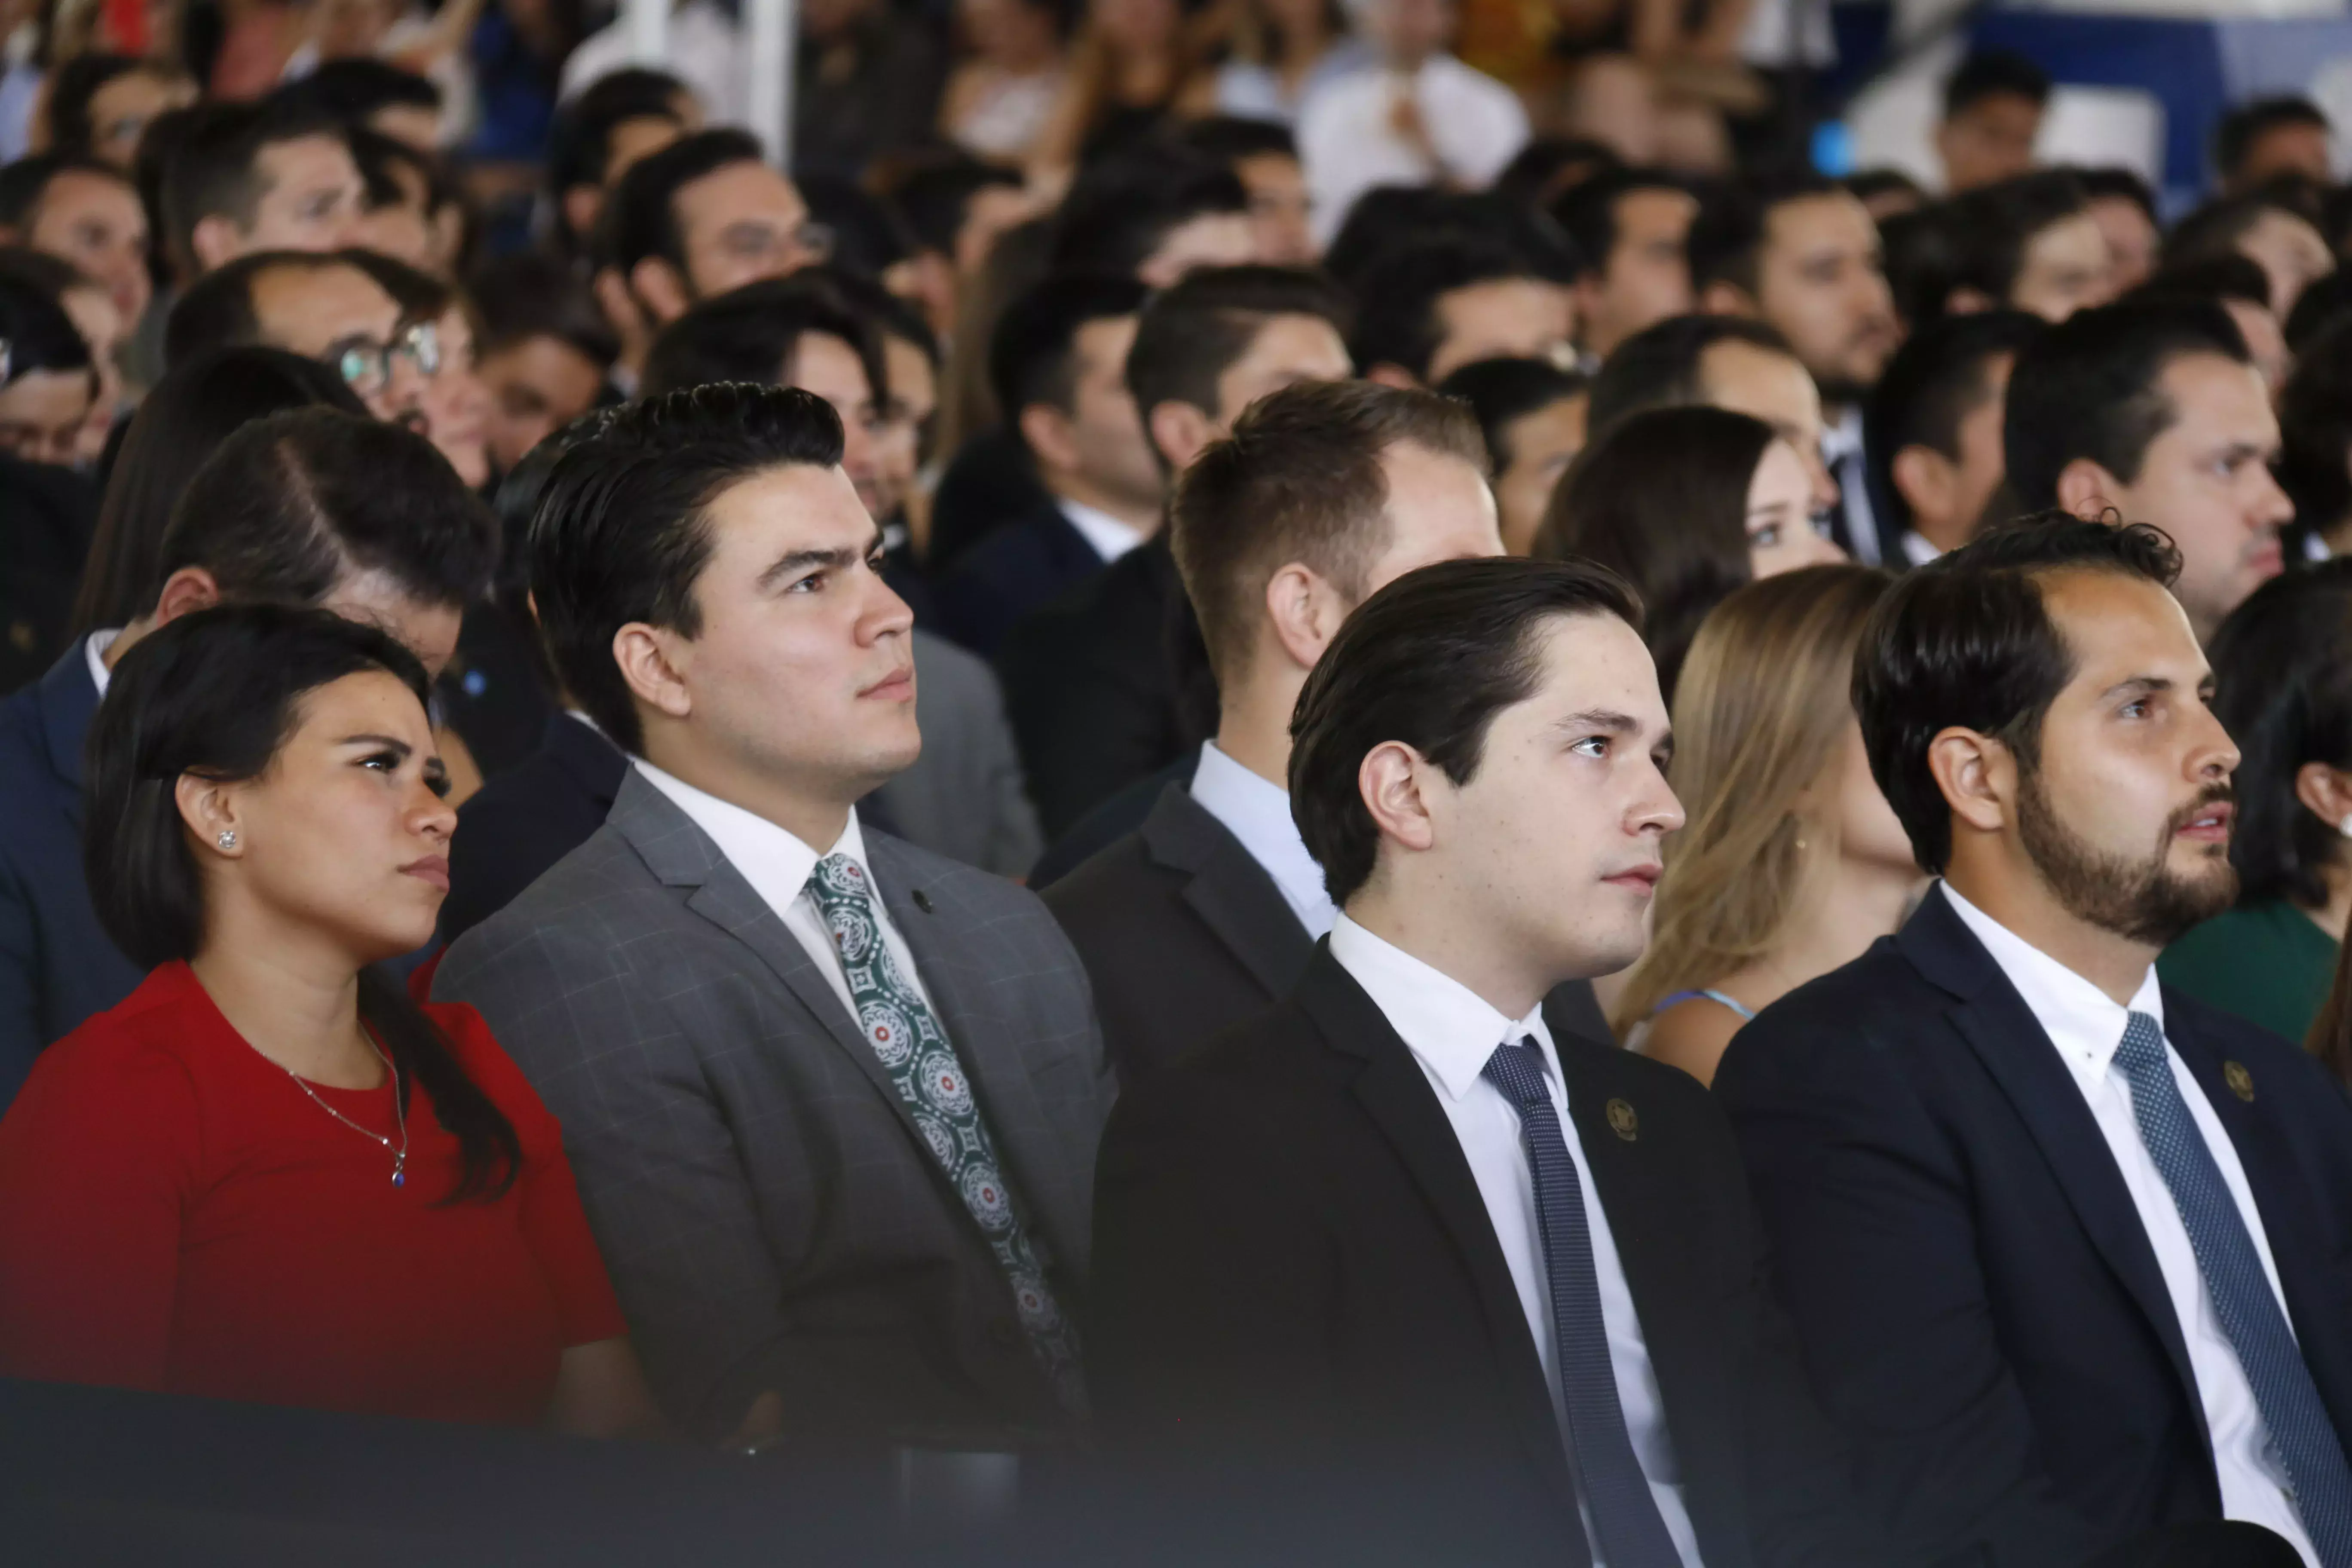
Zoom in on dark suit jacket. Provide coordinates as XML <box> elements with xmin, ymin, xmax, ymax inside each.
<box><xmin>437</xmin><ymin>772</ymin><xmax>1115</xmax><ymax>1446</ymax></box>
<box><xmin>933</xmin><ymin>497</ymin><xmax>1106</xmax><ymax>660</ymax></box>
<box><xmin>440</xmin><ymin>711</ymin><xmax>626</xmax><ymax>947</ymax></box>
<box><xmin>1028</xmin><ymin>757</ymin><xmax>1190</xmax><ymax>891</ymax></box>
<box><xmin>1048</xmin><ymin>784</ymin><xmax>1610</xmax><ymax>1085</ymax></box>
<box><xmin>926</xmin><ymin>426</ymin><xmax>1051</xmax><ymax>576</ymax></box>
<box><xmin>1092</xmin><ymin>944</ymin><xmax>1876</xmax><ymax>1567</ymax></box>
<box><xmin>0</xmin><ymin>458</ymin><xmax>97</xmax><ymax>696</ymax></box>
<box><xmin>997</xmin><ymin>536</ymin><xmax>1197</xmax><ymax>841</ymax></box>
<box><xmin>1715</xmin><ymin>885</ymin><xmax>2352</xmax><ymax>1568</ymax></box>
<box><xmin>0</xmin><ymin>641</ymin><xmax>143</xmax><ymax>1108</ymax></box>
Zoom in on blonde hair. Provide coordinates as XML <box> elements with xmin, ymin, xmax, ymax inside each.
<box><xmin>1613</xmin><ymin>565</ymin><xmax>1892</xmax><ymax>1034</ymax></box>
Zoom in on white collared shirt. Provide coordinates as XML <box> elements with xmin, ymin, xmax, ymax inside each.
<box><xmin>1297</xmin><ymin>55</ymin><xmax>1530</xmax><ymax>248</ymax></box>
<box><xmin>1329</xmin><ymin>914</ymin><xmax>1703</xmax><ymax>1568</ymax></box>
<box><xmin>1942</xmin><ymin>885</ymin><xmax>2317</xmax><ymax>1566</ymax></box>
<box><xmin>1900</xmin><ymin>529</ymin><xmax>1941</xmax><ymax>568</ymax></box>
<box><xmin>85</xmin><ymin>628</ymin><xmax>121</xmax><ymax>699</ymax></box>
<box><xmin>632</xmin><ymin>758</ymin><xmax>936</xmax><ymax>1027</ymax></box>
<box><xmin>1821</xmin><ymin>408</ymin><xmax>1881</xmax><ymax>567</ymax></box>
<box><xmin>1057</xmin><ymin>499</ymin><xmax>1147</xmax><ymax>566</ymax></box>
<box><xmin>1187</xmin><ymin>741</ymin><xmax>1335</xmax><ymax>939</ymax></box>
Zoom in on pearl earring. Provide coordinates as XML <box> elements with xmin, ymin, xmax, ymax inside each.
<box><xmin>216</xmin><ymin>830</ymin><xmax>237</xmax><ymax>850</ymax></box>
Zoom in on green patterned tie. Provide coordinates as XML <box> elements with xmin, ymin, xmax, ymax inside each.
<box><xmin>805</xmin><ymin>854</ymin><xmax>1087</xmax><ymax>1416</ymax></box>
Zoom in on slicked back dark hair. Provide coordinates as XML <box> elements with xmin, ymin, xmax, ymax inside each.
<box><xmin>1550</xmin><ymin>168</ymin><xmax>1688</xmax><ymax>285</ymax></box>
<box><xmin>641</xmin><ymin>274</ymin><xmax>885</xmax><ymax>401</ymax></box>
<box><xmin>987</xmin><ymin>270</ymin><xmax>1148</xmax><ymax>422</ymax></box>
<box><xmin>1942</xmin><ymin>49</ymin><xmax>2051</xmax><ymax>117</ymax></box>
<box><xmin>603</xmin><ymin>127</ymin><xmax>766</xmax><ymax>275</ymax></box>
<box><xmin>1045</xmin><ymin>143</ymin><xmax>1248</xmax><ymax>278</ymax></box>
<box><xmin>158</xmin><ymin>407</ymin><xmax>497</xmax><ymax>613</ymax></box>
<box><xmin>271</xmin><ymin>58</ymin><xmax>442</xmax><ymax>123</ymax></box>
<box><xmin>157</xmin><ymin>98</ymin><xmax>349</xmax><ymax>279</ymax></box>
<box><xmin>1125</xmin><ymin>264</ymin><xmax>1350</xmax><ymax>428</ymax></box>
<box><xmin>1348</xmin><ymin>237</ymin><xmax>1549</xmax><ymax>383</ymax></box>
<box><xmin>1585</xmin><ymin>312</ymin><xmax>1792</xmax><ymax>434</ymax></box>
<box><xmin>1866</xmin><ymin>309</ymin><xmax>2046</xmax><ymax>533</ymax></box>
<box><xmin>162</xmin><ymin>249</ymin><xmax>373</xmax><ymax>367</ymax></box>
<box><xmin>1686</xmin><ymin>173</ymin><xmax>1842</xmax><ymax>297</ymax></box>
<box><xmin>0</xmin><ymin>151</ymin><xmax>132</xmax><ymax>229</ymax></box>
<box><xmin>86</xmin><ymin>603</ymin><xmax>520</xmax><ymax>1204</ymax></box>
<box><xmin>1436</xmin><ymin>355</ymin><xmax>1588</xmax><ymax>476</ymax></box>
<box><xmin>1289</xmin><ymin>557</ymin><xmax>1642</xmax><ymax>905</ymax></box>
<box><xmin>2204</xmin><ymin>559</ymin><xmax>2352</xmax><ymax>909</ymax></box>
<box><xmin>1172</xmin><ymin>378</ymin><xmax>1486</xmax><ymax>687</ymax></box>
<box><xmin>2285</xmin><ymin>267</ymin><xmax>2352</xmax><ymax>351</ymax></box>
<box><xmin>1939</xmin><ymin>169</ymin><xmax>2092</xmax><ymax>310</ymax></box>
<box><xmin>2213</xmin><ymin>97</ymin><xmax>2330</xmax><ymax>187</ymax></box>
<box><xmin>1853</xmin><ymin>512</ymin><xmax>2181</xmax><ymax>873</ymax></box>
<box><xmin>2002</xmin><ymin>296</ymin><xmax>2249</xmax><ymax>508</ymax></box>
<box><xmin>889</xmin><ymin>157</ymin><xmax>1024</xmax><ymax>257</ymax></box>
<box><xmin>526</xmin><ymin>384</ymin><xmax>846</xmax><ymax>753</ymax></box>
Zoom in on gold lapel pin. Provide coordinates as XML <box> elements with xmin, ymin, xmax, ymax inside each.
<box><xmin>2223</xmin><ymin>1061</ymin><xmax>2255</xmax><ymax>1102</ymax></box>
<box><xmin>1606</xmin><ymin>1098</ymin><xmax>1638</xmax><ymax>1141</ymax></box>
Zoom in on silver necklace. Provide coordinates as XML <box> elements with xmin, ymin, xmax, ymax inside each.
<box><xmin>280</xmin><ymin>1032</ymin><xmax>409</xmax><ymax>1186</ymax></box>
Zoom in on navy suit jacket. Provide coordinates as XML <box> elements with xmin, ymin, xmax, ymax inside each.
<box><xmin>932</xmin><ymin>500</ymin><xmax>1106</xmax><ymax>660</ymax></box>
<box><xmin>1716</xmin><ymin>885</ymin><xmax>2352</xmax><ymax>1568</ymax></box>
<box><xmin>0</xmin><ymin>641</ymin><xmax>143</xmax><ymax>1107</ymax></box>
<box><xmin>439</xmin><ymin>711</ymin><xmax>627</xmax><ymax>948</ymax></box>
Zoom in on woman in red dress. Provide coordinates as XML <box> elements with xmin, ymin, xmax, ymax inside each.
<box><xmin>0</xmin><ymin>602</ymin><xmax>662</xmax><ymax>1435</ymax></box>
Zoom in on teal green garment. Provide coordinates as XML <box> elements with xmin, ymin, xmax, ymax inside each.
<box><xmin>2158</xmin><ymin>900</ymin><xmax>2340</xmax><ymax>1045</ymax></box>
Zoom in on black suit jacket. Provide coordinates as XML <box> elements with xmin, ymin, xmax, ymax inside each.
<box><xmin>1091</xmin><ymin>944</ymin><xmax>1869</xmax><ymax>1567</ymax></box>
<box><xmin>440</xmin><ymin>712</ymin><xmax>627</xmax><ymax>946</ymax></box>
<box><xmin>1715</xmin><ymin>885</ymin><xmax>2352</xmax><ymax>1568</ymax></box>
<box><xmin>933</xmin><ymin>498</ymin><xmax>1106</xmax><ymax>660</ymax></box>
<box><xmin>998</xmin><ymin>536</ymin><xmax>1197</xmax><ymax>841</ymax></box>
<box><xmin>1047</xmin><ymin>784</ymin><xmax>1610</xmax><ymax>1084</ymax></box>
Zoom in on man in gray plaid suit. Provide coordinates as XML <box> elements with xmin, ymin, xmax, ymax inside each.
<box><xmin>436</xmin><ymin>383</ymin><xmax>1113</xmax><ymax>1447</ymax></box>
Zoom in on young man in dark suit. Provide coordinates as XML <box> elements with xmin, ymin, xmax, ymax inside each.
<box><xmin>1046</xmin><ymin>380</ymin><xmax>1613</xmax><ymax>1083</ymax></box>
<box><xmin>1718</xmin><ymin>516</ymin><xmax>2352</xmax><ymax>1568</ymax></box>
<box><xmin>1091</xmin><ymin>557</ymin><xmax>1878</xmax><ymax>1565</ymax></box>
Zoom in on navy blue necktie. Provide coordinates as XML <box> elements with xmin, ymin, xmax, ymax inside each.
<box><xmin>2114</xmin><ymin>1011</ymin><xmax>2352</xmax><ymax>1567</ymax></box>
<box><xmin>1484</xmin><ymin>1038</ymin><xmax>1681</xmax><ymax>1568</ymax></box>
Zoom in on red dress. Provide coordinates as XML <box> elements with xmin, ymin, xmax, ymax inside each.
<box><xmin>0</xmin><ymin>962</ymin><xmax>627</xmax><ymax>1425</ymax></box>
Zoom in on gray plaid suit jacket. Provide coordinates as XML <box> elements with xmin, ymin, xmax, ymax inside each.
<box><xmin>434</xmin><ymin>769</ymin><xmax>1115</xmax><ymax>1446</ymax></box>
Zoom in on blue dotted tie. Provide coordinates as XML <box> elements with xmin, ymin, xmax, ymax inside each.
<box><xmin>805</xmin><ymin>854</ymin><xmax>1087</xmax><ymax>1417</ymax></box>
<box><xmin>1484</xmin><ymin>1038</ymin><xmax>1682</xmax><ymax>1568</ymax></box>
<box><xmin>2114</xmin><ymin>1011</ymin><xmax>2352</xmax><ymax>1567</ymax></box>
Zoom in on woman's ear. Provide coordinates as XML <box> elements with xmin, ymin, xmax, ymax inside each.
<box><xmin>175</xmin><ymin>773</ymin><xmax>245</xmax><ymax>861</ymax></box>
<box><xmin>2293</xmin><ymin>761</ymin><xmax>2352</xmax><ymax>837</ymax></box>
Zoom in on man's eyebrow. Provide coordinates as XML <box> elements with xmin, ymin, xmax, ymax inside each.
<box><xmin>336</xmin><ymin>733</ymin><xmax>413</xmax><ymax>754</ymax></box>
<box><xmin>757</xmin><ymin>545</ymin><xmax>860</xmax><ymax>589</ymax></box>
<box><xmin>1557</xmin><ymin>708</ymin><xmax>1642</xmax><ymax>735</ymax></box>
<box><xmin>2098</xmin><ymin>675</ymin><xmax>2173</xmax><ymax>701</ymax></box>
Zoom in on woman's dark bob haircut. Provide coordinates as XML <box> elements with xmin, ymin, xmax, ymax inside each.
<box><xmin>85</xmin><ymin>604</ymin><xmax>519</xmax><ymax>1202</ymax></box>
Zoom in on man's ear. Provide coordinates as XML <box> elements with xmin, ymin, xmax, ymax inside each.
<box><xmin>612</xmin><ymin>622</ymin><xmax>693</xmax><ymax>728</ymax></box>
<box><xmin>1359</xmin><ymin>739</ymin><xmax>1436</xmax><ymax>856</ymax></box>
<box><xmin>1892</xmin><ymin>444</ymin><xmax>1957</xmax><ymax>530</ymax></box>
<box><xmin>151</xmin><ymin>567</ymin><xmax>223</xmax><ymax>628</ymax></box>
<box><xmin>2055</xmin><ymin>457</ymin><xmax>2120</xmax><ymax>519</ymax></box>
<box><xmin>189</xmin><ymin>214</ymin><xmax>245</xmax><ymax>274</ymax></box>
<box><xmin>1699</xmin><ymin>279</ymin><xmax>1759</xmax><ymax>318</ymax></box>
<box><xmin>627</xmin><ymin>255</ymin><xmax>692</xmax><ymax>327</ymax></box>
<box><xmin>1016</xmin><ymin>401</ymin><xmax>1081</xmax><ymax>475</ymax></box>
<box><xmin>1145</xmin><ymin>398</ymin><xmax>1216</xmax><ymax>474</ymax></box>
<box><xmin>1262</xmin><ymin>561</ymin><xmax>1348</xmax><ymax>672</ymax></box>
<box><xmin>1926</xmin><ymin>725</ymin><xmax>2013</xmax><ymax>841</ymax></box>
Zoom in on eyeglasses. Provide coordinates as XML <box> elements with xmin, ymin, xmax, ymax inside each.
<box><xmin>326</xmin><ymin>319</ymin><xmax>443</xmax><ymax>400</ymax></box>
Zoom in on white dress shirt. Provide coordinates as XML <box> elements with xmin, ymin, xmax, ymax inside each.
<box><xmin>1058</xmin><ymin>499</ymin><xmax>1147</xmax><ymax>566</ymax></box>
<box><xmin>1297</xmin><ymin>55</ymin><xmax>1529</xmax><ymax>248</ymax></box>
<box><xmin>1942</xmin><ymin>885</ymin><xmax>2318</xmax><ymax>1566</ymax></box>
<box><xmin>1820</xmin><ymin>407</ymin><xmax>1881</xmax><ymax>567</ymax></box>
<box><xmin>1329</xmin><ymin>914</ymin><xmax>1703</xmax><ymax>1568</ymax></box>
<box><xmin>632</xmin><ymin>759</ymin><xmax>937</xmax><ymax>1027</ymax></box>
<box><xmin>84</xmin><ymin>628</ymin><xmax>120</xmax><ymax>699</ymax></box>
<box><xmin>1187</xmin><ymin>741</ymin><xmax>1335</xmax><ymax>939</ymax></box>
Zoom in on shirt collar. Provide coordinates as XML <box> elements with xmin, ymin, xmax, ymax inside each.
<box><xmin>630</xmin><ymin>756</ymin><xmax>867</xmax><ymax>906</ymax></box>
<box><xmin>84</xmin><ymin>628</ymin><xmax>121</xmax><ymax>699</ymax></box>
<box><xmin>1188</xmin><ymin>741</ymin><xmax>1337</xmax><ymax>938</ymax></box>
<box><xmin>1057</xmin><ymin>498</ymin><xmax>1147</xmax><ymax>564</ymax></box>
<box><xmin>1900</xmin><ymin>529</ymin><xmax>1942</xmax><ymax>567</ymax></box>
<box><xmin>1328</xmin><ymin>912</ymin><xmax>1555</xmax><ymax>1102</ymax></box>
<box><xmin>1819</xmin><ymin>406</ymin><xmax>1865</xmax><ymax>462</ymax></box>
<box><xmin>1942</xmin><ymin>881</ymin><xmax>2164</xmax><ymax>1078</ymax></box>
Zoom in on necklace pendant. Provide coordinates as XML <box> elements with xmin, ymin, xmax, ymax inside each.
<box><xmin>392</xmin><ymin>1170</ymin><xmax>404</xmax><ymax>1186</ymax></box>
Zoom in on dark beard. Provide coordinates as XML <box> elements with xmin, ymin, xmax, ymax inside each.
<box><xmin>2015</xmin><ymin>766</ymin><xmax>2238</xmax><ymax>947</ymax></box>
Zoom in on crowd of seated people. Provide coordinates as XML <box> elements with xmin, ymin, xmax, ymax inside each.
<box><xmin>2</xmin><ymin>5</ymin><xmax>2352</xmax><ymax>1562</ymax></box>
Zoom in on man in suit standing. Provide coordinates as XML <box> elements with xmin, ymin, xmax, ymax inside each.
<box><xmin>1092</xmin><ymin>557</ymin><xmax>1877</xmax><ymax>1565</ymax></box>
<box><xmin>1717</xmin><ymin>515</ymin><xmax>2352</xmax><ymax>1568</ymax></box>
<box><xmin>436</xmin><ymin>384</ymin><xmax>1112</xmax><ymax>1448</ymax></box>
<box><xmin>1047</xmin><ymin>380</ymin><xmax>1609</xmax><ymax>1082</ymax></box>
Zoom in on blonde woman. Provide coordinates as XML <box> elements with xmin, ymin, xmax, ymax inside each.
<box><xmin>1618</xmin><ymin>565</ymin><xmax>1925</xmax><ymax>1084</ymax></box>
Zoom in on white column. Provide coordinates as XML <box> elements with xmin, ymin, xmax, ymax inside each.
<box><xmin>746</xmin><ymin>0</ymin><xmax>796</xmax><ymax>168</ymax></box>
<box><xmin>625</xmin><ymin>0</ymin><xmax>668</xmax><ymax>68</ymax></box>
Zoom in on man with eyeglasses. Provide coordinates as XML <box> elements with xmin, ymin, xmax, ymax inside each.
<box><xmin>162</xmin><ymin>251</ymin><xmax>429</xmax><ymax>434</ymax></box>
<box><xmin>595</xmin><ymin>129</ymin><xmax>829</xmax><ymax>389</ymax></box>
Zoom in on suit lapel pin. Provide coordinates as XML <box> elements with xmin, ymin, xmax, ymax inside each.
<box><xmin>1606</xmin><ymin>1098</ymin><xmax>1638</xmax><ymax>1141</ymax></box>
<box><xmin>2223</xmin><ymin>1061</ymin><xmax>2254</xmax><ymax>1102</ymax></box>
<box><xmin>912</xmin><ymin>888</ymin><xmax>934</xmax><ymax>914</ymax></box>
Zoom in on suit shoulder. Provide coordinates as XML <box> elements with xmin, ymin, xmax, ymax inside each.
<box><xmin>440</xmin><ymin>827</ymin><xmax>664</xmax><ymax>971</ymax></box>
<box><xmin>2165</xmin><ymin>986</ymin><xmax>2343</xmax><ymax>1090</ymax></box>
<box><xmin>1039</xmin><ymin>830</ymin><xmax>1159</xmax><ymax>918</ymax></box>
<box><xmin>1744</xmin><ymin>940</ymin><xmax>1934</xmax><ymax>1040</ymax></box>
<box><xmin>867</xmin><ymin>829</ymin><xmax>1052</xmax><ymax>921</ymax></box>
<box><xmin>453</xmin><ymin>749</ymin><xmax>570</xmax><ymax>825</ymax></box>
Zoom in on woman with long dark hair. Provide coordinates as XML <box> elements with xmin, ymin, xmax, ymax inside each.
<box><xmin>2159</xmin><ymin>559</ymin><xmax>2352</xmax><ymax>1044</ymax></box>
<box><xmin>0</xmin><ymin>603</ymin><xmax>659</xmax><ymax>1434</ymax></box>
